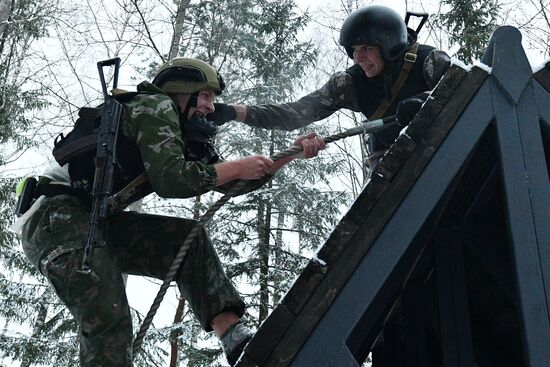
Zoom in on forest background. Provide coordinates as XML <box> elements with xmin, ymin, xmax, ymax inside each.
<box><xmin>0</xmin><ymin>0</ymin><xmax>548</xmax><ymax>365</ymax></box>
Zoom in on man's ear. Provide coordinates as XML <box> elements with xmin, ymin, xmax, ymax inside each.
<box><xmin>173</xmin><ymin>94</ymin><xmax>191</xmax><ymax>110</ymax></box>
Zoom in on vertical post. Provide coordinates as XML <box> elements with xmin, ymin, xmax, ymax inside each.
<box><xmin>484</xmin><ymin>26</ymin><xmax>550</xmax><ymax>366</ymax></box>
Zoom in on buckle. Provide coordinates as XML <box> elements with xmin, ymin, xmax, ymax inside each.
<box><xmin>404</xmin><ymin>52</ymin><xmax>417</xmax><ymax>63</ymax></box>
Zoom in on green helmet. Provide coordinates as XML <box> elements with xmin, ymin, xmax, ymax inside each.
<box><xmin>152</xmin><ymin>58</ymin><xmax>225</xmax><ymax>95</ymax></box>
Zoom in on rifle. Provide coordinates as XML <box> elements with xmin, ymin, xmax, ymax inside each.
<box><xmin>81</xmin><ymin>57</ymin><xmax>123</xmax><ymax>273</ymax></box>
<box><xmin>405</xmin><ymin>11</ymin><xmax>429</xmax><ymax>36</ymax></box>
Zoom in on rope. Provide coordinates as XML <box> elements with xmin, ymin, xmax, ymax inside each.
<box><xmin>131</xmin><ymin>116</ymin><xmax>397</xmax><ymax>355</ymax></box>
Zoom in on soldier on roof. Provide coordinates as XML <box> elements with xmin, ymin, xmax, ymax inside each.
<box><xmin>18</xmin><ymin>58</ymin><xmax>324</xmax><ymax>366</ymax></box>
<box><xmin>208</xmin><ymin>5</ymin><xmax>451</xmax><ymax>176</ymax></box>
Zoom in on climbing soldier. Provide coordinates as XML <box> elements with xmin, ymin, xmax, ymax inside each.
<box><xmin>208</xmin><ymin>5</ymin><xmax>451</xmax><ymax>176</ymax></box>
<box><xmin>17</xmin><ymin>58</ymin><xmax>324</xmax><ymax>366</ymax></box>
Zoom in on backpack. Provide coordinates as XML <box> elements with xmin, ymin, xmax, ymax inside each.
<box><xmin>52</xmin><ymin>92</ymin><xmax>146</xmax><ymax>194</ymax></box>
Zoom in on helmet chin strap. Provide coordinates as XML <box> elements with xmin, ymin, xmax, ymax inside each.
<box><xmin>181</xmin><ymin>92</ymin><xmax>199</xmax><ymax>122</ymax></box>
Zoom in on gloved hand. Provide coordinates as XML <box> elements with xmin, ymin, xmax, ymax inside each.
<box><xmin>396</xmin><ymin>94</ymin><xmax>428</xmax><ymax>127</ymax></box>
<box><xmin>185</xmin><ymin>114</ymin><xmax>218</xmax><ymax>143</ymax></box>
<box><xmin>206</xmin><ymin>103</ymin><xmax>237</xmax><ymax>126</ymax></box>
<box><xmin>184</xmin><ymin>114</ymin><xmax>220</xmax><ymax>164</ymax></box>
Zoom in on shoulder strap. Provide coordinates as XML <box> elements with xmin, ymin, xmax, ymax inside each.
<box><xmin>369</xmin><ymin>42</ymin><xmax>420</xmax><ymax>120</ymax></box>
<box><xmin>114</xmin><ymin>90</ymin><xmax>156</xmax><ymax>103</ymax></box>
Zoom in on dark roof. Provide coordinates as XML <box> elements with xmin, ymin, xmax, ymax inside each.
<box><xmin>236</xmin><ymin>26</ymin><xmax>550</xmax><ymax>367</ymax></box>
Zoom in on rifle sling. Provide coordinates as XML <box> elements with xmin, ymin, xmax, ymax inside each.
<box><xmin>34</xmin><ymin>183</ymin><xmax>92</xmax><ymax>207</ymax></box>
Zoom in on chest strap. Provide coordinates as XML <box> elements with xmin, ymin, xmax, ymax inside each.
<box><xmin>370</xmin><ymin>42</ymin><xmax>420</xmax><ymax>121</ymax></box>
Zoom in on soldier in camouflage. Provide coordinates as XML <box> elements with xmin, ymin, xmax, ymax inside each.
<box><xmin>208</xmin><ymin>5</ymin><xmax>452</xmax><ymax>175</ymax></box>
<box><xmin>19</xmin><ymin>58</ymin><xmax>324</xmax><ymax>366</ymax></box>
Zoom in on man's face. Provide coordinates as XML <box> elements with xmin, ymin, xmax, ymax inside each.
<box><xmin>175</xmin><ymin>90</ymin><xmax>216</xmax><ymax>119</ymax></box>
<box><xmin>352</xmin><ymin>45</ymin><xmax>385</xmax><ymax>78</ymax></box>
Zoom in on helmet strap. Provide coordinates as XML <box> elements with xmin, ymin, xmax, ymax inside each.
<box><xmin>180</xmin><ymin>92</ymin><xmax>199</xmax><ymax>122</ymax></box>
<box><xmin>369</xmin><ymin>42</ymin><xmax>419</xmax><ymax>120</ymax></box>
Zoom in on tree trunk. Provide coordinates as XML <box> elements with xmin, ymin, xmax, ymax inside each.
<box><xmin>0</xmin><ymin>0</ymin><xmax>9</xmax><ymax>35</ymax></box>
<box><xmin>258</xmin><ymin>132</ymin><xmax>275</xmax><ymax>323</ymax></box>
<box><xmin>0</xmin><ymin>0</ymin><xmax>13</xmax><ymax>59</ymax></box>
<box><xmin>258</xmin><ymin>200</ymin><xmax>271</xmax><ymax>323</ymax></box>
<box><xmin>272</xmin><ymin>210</ymin><xmax>285</xmax><ymax>305</ymax></box>
<box><xmin>168</xmin><ymin>195</ymin><xmax>200</xmax><ymax>365</ymax></box>
<box><xmin>169</xmin><ymin>296</ymin><xmax>186</xmax><ymax>367</ymax></box>
<box><xmin>168</xmin><ymin>0</ymin><xmax>191</xmax><ymax>60</ymax></box>
<box><xmin>20</xmin><ymin>289</ymin><xmax>50</xmax><ymax>367</ymax></box>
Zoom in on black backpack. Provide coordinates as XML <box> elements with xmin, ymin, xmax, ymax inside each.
<box><xmin>52</xmin><ymin>92</ymin><xmax>147</xmax><ymax>194</ymax></box>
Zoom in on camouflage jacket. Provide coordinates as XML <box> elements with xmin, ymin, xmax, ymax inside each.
<box><xmin>40</xmin><ymin>82</ymin><xmax>267</xmax><ymax>207</ymax></box>
<box><xmin>243</xmin><ymin>44</ymin><xmax>451</xmax><ymax>151</ymax></box>
<box><xmin>121</xmin><ymin>82</ymin><xmax>269</xmax><ymax>199</ymax></box>
<box><xmin>120</xmin><ymin>81</ymin><xmax>219</xmax><ymax>198</ymax></box>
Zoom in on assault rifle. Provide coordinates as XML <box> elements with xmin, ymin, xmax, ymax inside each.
<box><xmin>81</xmin><ymin>58</ymin><xmax>123</xmax><ymax>273</ymax></box>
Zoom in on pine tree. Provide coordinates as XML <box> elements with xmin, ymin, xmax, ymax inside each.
<box><xmin>0</xmin><ymin>0</ymin><xmax>84</xmax><ymax>364</ymax></box>
<box><xmin>0</xmin><ymin>0</ymin><xmax>171</xmax><ymax>364</ymax></box>
<box><xmin>184</xmin><ymin>0</ymin><xmax>350</xmax><ymax>357</ymax></box>
<box><xmin>131</xmin><ymin>0</ymin><xmax>351</xmax><ymax>365</ymax></box>
<box><xmin>433</xmin><ymin>0</ymin><xmax>500</xmax><ymax>62</ymax></box>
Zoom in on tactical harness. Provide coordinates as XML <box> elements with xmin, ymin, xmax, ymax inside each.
<box><xmin>369</xmin><ymin>42</ymin><xmax>419</xmax><ymax>120</ymax></box>
<box><xmin>16</xmin><ymin>93</ymin><xmax>220</xmax><ymax>217</ymax></box>
<box><xmin>53</xmin><ymin>93</ymin><xmax>150</xmax><ymax>199</ymax></box>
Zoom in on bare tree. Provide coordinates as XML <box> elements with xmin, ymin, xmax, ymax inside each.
<box><xmin>169</xmin><ymin>0</ymin><xmax>191</xmax><ymax>60</ymax></box>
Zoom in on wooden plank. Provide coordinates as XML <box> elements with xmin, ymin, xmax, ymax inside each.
<box><xmin>376</xmin><ymin>133</ymin><xmax>417</xmax><ymax>181</ymax></box>
<box><xmin>263</xmin><ymin>66</ymin><xmax>489</xmax><ymax>367</ymax></box>
<box><xmin>265</xmin><ymin>266</ymin><xmax>345</xmax><ymax>367</ymax></box>
<box><xmin>281</xmin><ymin>261</ymin><xmax>327</xmax><ymax>314</ymax></box>
<box><xmin>314</xmin><ymin>216</ymin><xmax>359</xmax><ymax>266</ymax></box>
<box><xmin>434</xmin><ymin>231</ymin><xmax>475</xmax><ymax>367</ymax></box>
<box><xmin>313</xmin><ymin>93</ymin><xmax>491</xmax><ymax>364</ymax></box>
<box><xmin>533</xmin><ymin>81</ymin><xmax>550</xmax><ymax>323</ymax></box>
<box><xmin>482</xmin><ymin>26</ymin><xmax>532</xmax><ymax>104</ymax></box>
<box><xmin>491</xmin><ymin>77</ymin><xmax>550</xmax><ymax>366</ymax></box>
<box><xmin>511</xmin><ymin>82</ymin><xmax>550</xmax><ymax>322</ymax></box>
<box><xmin>461</xmin><ymin>219</ymin><xmax>516</xmax><ymax>303</ymax></box>
<box><xmin>420</xmin><ymin>66</ymin><xmax>488</xmax><ymax>148</ymax></box>
<box><xmin>240</xmin><ymin>304</ymin><xmax>296</xmax><ymax>366</ymax></box>
<box><xmin>401</xmin><ymin>242</ymin><xmax>437</xmax><ymax>367</ymax></box>
<box><xmin>236</xmin><ymin>354</ymin><xmax>259</xmax><ymax>367</ymax></box>
<box><xmin>374</xmin><ymin>66</ymin><xmax>468</xmax><ymax>181</ymax></box>
<box><xmin>402</xmin><ymin>281</ymin><xmax>431</xmax><ymax>367</ymax></box>
<box><xmin>341</xmin><ymin>174</ymin><xmax>390</xmax><ymax>227</ymax></box>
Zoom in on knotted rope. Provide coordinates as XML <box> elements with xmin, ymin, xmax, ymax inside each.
<box><xmin>131</xmin><ymin>115</ymin><xmax>397</xmax><ymax>355</ymax></box>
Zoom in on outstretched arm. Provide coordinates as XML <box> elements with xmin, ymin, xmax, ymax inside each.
<box><xmin>214</xmin><ymin>133</ymin><xmax>325</xmax><ymax>185</ymax></box>
<box><xmin>208</xmin><ymin>72</ymin><xmax>359</xmax><ymax>131</ymax></box>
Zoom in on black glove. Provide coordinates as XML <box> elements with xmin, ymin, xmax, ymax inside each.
<box><xmin>184</xmin><ymin>114</ymin><xmax>218</xmax><ymax>143</ymax></box>
<box><xmin>184</xmin><ymin>114</ymin><xmax>220</xmax><ymax>164</ymax></box>
<box><xmin>186</xmin><ymin>140</ymin><xmax>220</xmax><ymax>164</ymax></box>
<box><xmin>396</xmin><ymin>94</ymin><xmax>428</xmax><ymax>127</ymax></box>
<box><xmin>206</xmin><ymin>103</ymin><xmax>237</xmax><ymax>126</ymax></box>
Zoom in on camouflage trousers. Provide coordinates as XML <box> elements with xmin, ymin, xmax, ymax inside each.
<box><xmin>21</xmin><ymin>194</ymin><xmax>245</xmax><ymax>367</ymax></box>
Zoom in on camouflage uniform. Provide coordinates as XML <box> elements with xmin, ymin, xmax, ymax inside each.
<box><xmin>240</xmin><ymin>45</ymin><xmax>450</xmax><ymax>173</ymax></box>
<box><xmin>21</xmin><ymin>82</ymin><xmax>246</xmax><ymax>366</ymax></box>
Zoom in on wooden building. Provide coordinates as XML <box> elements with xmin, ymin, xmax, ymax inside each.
<box><xmin>235</xmin><ymin>26</ymin><xmax>550</xmax><ymax>367</ymax></box>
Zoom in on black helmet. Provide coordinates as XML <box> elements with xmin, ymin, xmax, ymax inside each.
<box><xmin>339</xmin><ymin>5</ymin><xmax>408</xmax><ymax>61</ymax></box>
<box><xmin>152</xmin><ymin>58</ymin><xmax>225</xmax><ymax>95</ymax></box>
